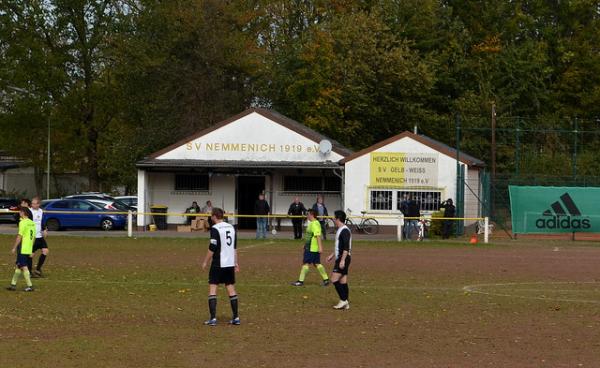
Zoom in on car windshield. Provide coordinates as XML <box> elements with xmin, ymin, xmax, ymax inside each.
<box><xmin>112</xmin><ymin>200</ymin><xmax>131</xmax><ymax>211</ymax></box>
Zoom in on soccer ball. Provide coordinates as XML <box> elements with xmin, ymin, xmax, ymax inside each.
<box><xmin>271</xmin><ymin>229</ymin><xmax>277</xmax><ymax>235</ymax></box>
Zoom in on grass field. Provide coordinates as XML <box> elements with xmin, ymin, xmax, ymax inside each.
<box><xmin>1</xmin><ymin>234</ymin><xmax>600</xmax><ymax>367</ymax></box>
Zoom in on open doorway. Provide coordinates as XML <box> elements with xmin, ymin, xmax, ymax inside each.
<box><xmin>236</xmin><ymin>176</ymin><xmax>265</xmax><ymax>229</ymax></box>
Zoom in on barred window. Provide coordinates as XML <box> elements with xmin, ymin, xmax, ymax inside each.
<box><xmin>397</xmin><ymin>191</ymin><xmax>441</xmax><ymax>212</ymax></box>
<box><xmin>370</xmin><ymin>190</ymin><xmax>393</xmax><ymax>210</ymax></box>
<box><xmin>283</xmin><ymin>176</ymin><xmax>341</xmax><ymax>192</ymax></box>
<box><xmin>324</xmin><ymin>176</ymin><xmax>341</xmax><ymax>191</ymax></box>
<box><xmin>175</xmin><ymin>174</ymin><xmax>209</xmax><ymax>191</ymax></box>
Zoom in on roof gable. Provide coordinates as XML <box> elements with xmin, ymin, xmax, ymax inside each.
<box><xmin>147</xmin><ymin>108</ymin><xmax>352</xmax><ymax>162</ymax></box>
<box><xmin>340</xmin><ymin>131</ymin><xmax>485</xmax><ymax>167</ymax></box>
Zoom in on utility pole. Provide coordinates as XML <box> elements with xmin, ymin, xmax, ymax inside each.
<box><xmin>47</xmin><ymin>120</ymin><xmax>51</xmax><ymax>199</ymax></box>
<box><xmin>491</xmin><ymin>103</ymin><xmax>497</xmax><ymax>217</ymax></box>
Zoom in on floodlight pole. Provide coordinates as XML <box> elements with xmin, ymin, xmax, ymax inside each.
<box><xmin>47</xmin><ymin>119</ymin><xmax>51</xmax><ymax>199</ymax></box>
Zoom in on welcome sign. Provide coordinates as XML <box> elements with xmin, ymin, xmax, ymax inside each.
<box><xmin>369</xmin><ymin>152</ymin><xmax>438</xmax><ymax>187</ymax></box>
<box><xmin>509</xmin><ymin>186</ymin><xmax>600</xmax><ymax>233</ymax></box>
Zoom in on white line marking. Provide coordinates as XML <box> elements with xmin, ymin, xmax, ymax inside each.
<box><xmin>2</xmin><ymin>277</ymin><xmax>457</xmax><ymax>291</ymax></box>
<box><xmin>463</xmin><ymin>281</ymin><xmax>600</xmax><ymax>304</ymax></box>
<box><xmin>237</xmin><ymin>240</ymin><xmax>275</xmax><ymax>252</ymax></box>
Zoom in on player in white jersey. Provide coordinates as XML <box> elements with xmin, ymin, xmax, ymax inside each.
<box><xmin>201</xmin><ymin>208</ymin><xmax>240</xmax><ymax>326</ymax></box>
<box><xmin>326</xmin><ymin>210</ymin><xmax>352</xmax><ymax>310</ymax></box>
<box><xmin>30</xmin><ymin>197</ymin><xmax>49</xmax><ymax>277</ymax></box>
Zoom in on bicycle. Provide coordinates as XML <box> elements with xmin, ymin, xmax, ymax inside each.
<box><xmin>345</xmin><ymin>209</ymin><xmax>379</xmax><ymax>235</ymax></box>
<box><xmin>475</xmin><ymin>219</ymin><xmax>495</xmax><ymax>235</ymax></box>
<box><xmin>404</xmin><ymin>217</ymin><xmax>430</xmax><ymax>241</ymax></box>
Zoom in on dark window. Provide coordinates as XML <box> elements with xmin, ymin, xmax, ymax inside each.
<box><xmin>52</xmin><ymin>201</ymin><xmax>70</xmax><ymax>209</ymax></box>
<box><xmin>324</xmin><ymin>176</ymin><xmax>341</xmax><ymax>192</ymax></box>
<box><xmin>72</xmin><ymin>201</ymin><xmax>96</xmax><ymax>211</ymax></box>
<box><xmin>397</xmin><ymin>191</ymin><xmax>441</xmax><ymax>212</ymax></box>
<box><xmin>175</xmin><ymin>174</ymin><xmax>209</xmax><ymax>191</ymax></box>
<box><xmin>283</xmin><ymin>176</ymin><xmax>341</xmax><ymax>192</ymax></box>
<box><xmin>370</xmin><ymin>190</ymin><xmax>393</xmax><ymax>210</ymax></box>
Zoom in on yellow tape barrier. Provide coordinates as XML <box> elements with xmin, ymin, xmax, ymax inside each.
<box><xmin>6</xmin><ymin>210</ymin><xmax>483</xmax><ymax>221</ymax></box>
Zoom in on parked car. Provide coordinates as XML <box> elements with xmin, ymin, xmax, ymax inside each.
<box><xmin>0</xmin><ymin>198</ymin><xmax>19</xmax><ymax>222</ymax></box>
<box><xmin>65</xmin><ymin>193</ymin><xmax>115</xmax><ymax>201</ymax></box>
<box><xmin>66</xmin><ymin>193</ymin><xmax>133</xmax><ymax>210</ymax></box>
<box><xmin>115</xmin><ymin>196</ymin><xmax>137</xmax><ymax>210</ymax></box>
<box><xmin>87</xmin><ymin>198</ymin><xmax>132</xmax><ymax>212</ymax></box>
<box><xmin>42</xmin><ymin>199</ymin><xmax>127</xmax><ymax>231</ymax></box>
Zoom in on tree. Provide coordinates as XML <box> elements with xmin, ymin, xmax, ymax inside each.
<box><xmin>0</xmin><ymin>0</ymin><xmax>129</xmax><ymax>192</ymax></box>
<box><xmin>258</xmin><ymin>2</ymin><xmax>435</xmax><ymax>149</ymax></box>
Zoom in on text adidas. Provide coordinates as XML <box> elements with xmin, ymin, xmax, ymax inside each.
<box><xmin>535</xmin><ymin>215</ymin><xmax>591</xmax><ymax>230</ymax></box>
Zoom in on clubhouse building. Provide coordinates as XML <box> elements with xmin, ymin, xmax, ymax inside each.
<box><xmin>136</xmin><ymin>108</ymin><xmax>485</xmax><ymax>230</ymax></box>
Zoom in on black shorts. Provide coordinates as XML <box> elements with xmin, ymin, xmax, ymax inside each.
<box><xmin>332</xmin><ymin>256</ymin><xmax>351</xmax><ymax>276</ymax></box>
<box><xmin>209</xmin><ymin>266</ymin><xmax>235</xmax><ymax>285</ymax></box>
<box><xmin>16</xmin><ymin>253</ymin><xmax>30</xmax><ymax>268</ymax></box>
<box><xmin>302</xmin><ymin>249</ymin><xmax>321</xmax><ymax>264</ymax></box>
<box><xmin>33</xmin><ymin>238</ymin><xmax>48</xmax><ymax>252</ymax></box>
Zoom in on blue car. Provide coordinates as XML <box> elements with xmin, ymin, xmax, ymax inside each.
<box><xmin>42</xmin><ymin>199</ymin><xmax>127</xmax><ymax>231</ymax></box>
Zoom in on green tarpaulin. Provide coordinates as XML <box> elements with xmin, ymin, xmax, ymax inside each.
<box><xmin>509</xmin><ymin>186</ymin><xmax>600</xmax><ymax>234</ymax></box>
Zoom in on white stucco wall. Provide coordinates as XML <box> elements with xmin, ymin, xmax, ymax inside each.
<box><xmin>344</xmin><ymin>137</ymin><xmax>481</xmax><ymax>226</ymax></box>
<box><xmin>142</xmin><ymin>172</ymin><xmax>236</xmax><ymax>225</ymax></box>
<box><xmin>137</xmin><ymin>169</ymin><xmax>343</xmax><ymax>228</ymax></box>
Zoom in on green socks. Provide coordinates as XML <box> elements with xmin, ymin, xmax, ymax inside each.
<box><xmin>299</xmin><ymin>264</ymin><xmax>329</xmax><ymax>282</ymax></box>
<box><xmin>298</xmin><ymin>265</ymin><xmax>309</xmax><ymax>282</ymax></box>
<box><xmin>11</xmin><ymin>269</ymin><xmax>22</xmax><ymax>286</ymax></box>
<box><xmin>316</xmin><ymin>264</ymin><xmax>329</xmax><ymax>281</ymax></box>
<box><xmin>23</xmin><ymin>269</ymin><xmax>32</xmax><ymax>287</ymax></box>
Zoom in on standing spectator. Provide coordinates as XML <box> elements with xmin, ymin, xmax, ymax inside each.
<box><xmin>441</xmin><ymin>199</ymin><xmax>456</xmax><ymax>239</ymax></box>
<box><xmin>399</xmin><ymin>193</ymin><xmax>409</xmax><ymax>216</ymax></box>
<box><xmin>185</xmin><ymin>201</ymin><xmax>201</xmax><ymax>225</ymax></box>
<box><xmin>288</xmin><ymin>197</ymin><xmax>307</xmax><ymax>239</ymax></box>
<box><xmin>254</xmin><ymin>193</ymin><xmax>270</xmax><ymax>239</ymax></box>
<box><xmin>404</xmin><ymin>195</ymin><xmax>421</xmax><ymax>240</ymax></box>
<box><xmin>312</xmin><ymin>195</ymin><xmax>329</xmax><ymax>240</ymax></box>
<box><xmin>202</xmin><ymin>200</ymin><xmax>214</xmax><ymax>227</ymax></box>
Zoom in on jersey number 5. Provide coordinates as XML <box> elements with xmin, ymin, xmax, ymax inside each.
<box><xmin>225</xmin><ymin>230</ymin><xmax>233</xmax><ymax>246</ymax></box>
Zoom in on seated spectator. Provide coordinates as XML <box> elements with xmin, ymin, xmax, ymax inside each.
<box><xmin>185</xmin><ymin>201</ymin><xmax>201</xmax><ymax>225</ymax></box>
<box><xmin>202</xmin><ymin>200</ymin><xmax>214</xmax><ymax>227</ymax></box>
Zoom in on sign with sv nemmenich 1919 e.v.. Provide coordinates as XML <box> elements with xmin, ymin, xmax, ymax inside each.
<box><xmin>509</xmin><ymin>186</ymin><xmax>600</xmax><ymax>234</ymax></box>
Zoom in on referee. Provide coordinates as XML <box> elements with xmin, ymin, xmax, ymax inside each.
<box><xmin>326</xmin><ymin>210</ymin><xmax>352</xmax><ymax>310</ymax></box>
<box><xmin>201</xmin><ymin>208</ymin><xmax>240</xmax><ymax>326</ymax></box>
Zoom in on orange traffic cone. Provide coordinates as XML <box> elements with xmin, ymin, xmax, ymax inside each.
<box><xmin>469</xmin><ymin>233</ymin><xmax>478</xmax><ymax>245</ymax></box>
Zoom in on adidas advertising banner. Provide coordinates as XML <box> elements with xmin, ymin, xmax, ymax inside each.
<box><xmin>509</xmin><ymin>186</ymin><xmax>600</xmax><ymax>234</ymax></box>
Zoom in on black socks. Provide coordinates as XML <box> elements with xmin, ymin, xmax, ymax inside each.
<box><xmin>208</xmin><ymin>294</ymin><xmax>239</xmax><ymax>320</ymax></box>
<box><xmin>229</xmin><ymin>295</ymin><xmax>239</xmax><ymax>319</ymax></box>
<box><xmin>333</xmin><ymin>281</ymin><xmax>349</xmax><ymax>301</ymax></box>
<box><xmin>37</xmin><ymin>254</ymin><xmax>47</xmax><ymax>271</ymax></box>
<box><xmin>208</xmin><ymin>295</ymin><xmax>217</xmax><ymax>319</ymax></box>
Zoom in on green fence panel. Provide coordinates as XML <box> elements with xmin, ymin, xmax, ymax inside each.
<box><xmin>509</xmin><ymin>186</ymin><xmax>600</xmax><ymax>234</ymax></box>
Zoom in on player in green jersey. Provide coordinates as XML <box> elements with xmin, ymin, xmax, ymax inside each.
<box><xmin>6</xmin><ymin>207</ymin><xmax>35</xmax><ymax>292</ymax></box>
<box><xmin>291</xmin><ymin>209</ymin><xmax>330</xmax><ymax>286</ymax></box>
